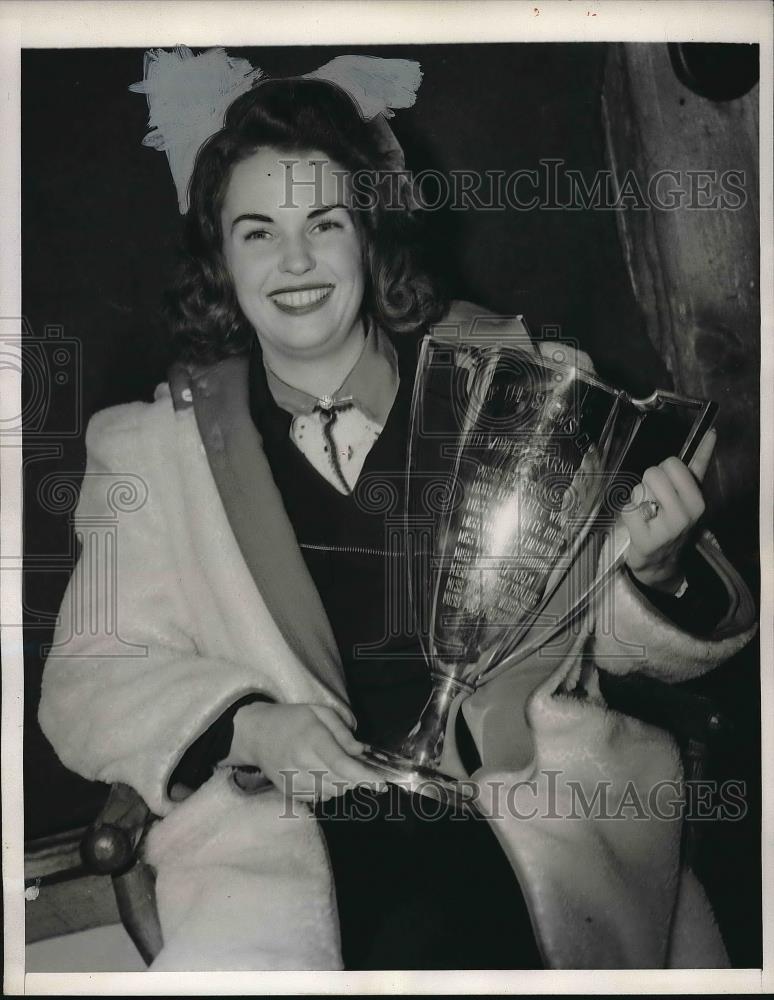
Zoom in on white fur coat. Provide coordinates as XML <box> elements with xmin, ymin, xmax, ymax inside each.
<box><xmin>39</xmin><ymin>314</ymin><xmax>757</xmax><ymax>971</ymax></box>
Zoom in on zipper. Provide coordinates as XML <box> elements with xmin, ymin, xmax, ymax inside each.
<box><xmin>299</xmin><ymin>542</ymin><xmax>401</xmax><ymax>557</ymax></box>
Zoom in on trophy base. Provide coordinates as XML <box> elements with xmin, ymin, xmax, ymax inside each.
<box><xmin>361</xmin><ymin>747</ymin><xmax>478</xmax><ymax>810</ymax></box>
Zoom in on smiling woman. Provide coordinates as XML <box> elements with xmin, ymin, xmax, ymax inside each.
<box><xmin>221</xmin><ymin>150</ymin><xmax>367</xmax><ymax>391</ymax></box>
<box><xmin>166</xmin><ymin>73</ymin><xmax>445</xmax><ymax>368</ymax></box>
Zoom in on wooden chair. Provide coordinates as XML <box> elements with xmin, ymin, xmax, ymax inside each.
<box><xmin>25</xmin><ymin>782</ymin><xmax>162</xmax><ymax>967</ymax></box>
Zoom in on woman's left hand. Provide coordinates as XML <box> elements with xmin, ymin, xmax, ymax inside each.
<box><xmin>622</xmin><ymin>428</ymin><xmax>716</xmax><ymax>594</ymax></box>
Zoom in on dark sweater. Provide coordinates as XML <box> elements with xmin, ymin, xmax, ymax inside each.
<box><xmin>251</xmin><ymin>330</ymin><xmax>431</xmax><ymax>750</ymax></box>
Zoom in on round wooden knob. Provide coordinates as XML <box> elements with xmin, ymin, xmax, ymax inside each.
<box><xmin>81</xmin><ymin>824</ymin><xmax>133</xmax><ymax>875</ymax></box>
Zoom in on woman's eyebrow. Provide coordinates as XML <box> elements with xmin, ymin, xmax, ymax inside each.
<box><xmin>231</xmin><ymin>212</ymin><xmax>274</xmax><ymax>230</ymax></box>
<box><xmin>308</xmin><ymin>204</ymin><xmax>347</xmax><ymax>219</ymax></box>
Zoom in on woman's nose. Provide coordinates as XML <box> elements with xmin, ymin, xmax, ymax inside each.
<box><xmin>279</xmin><ymin>234</ymin><xmax>315</xmax><ymax>275</ymax></box>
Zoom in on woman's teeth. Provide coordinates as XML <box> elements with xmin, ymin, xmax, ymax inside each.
<box><xmin>271</xmin><ymin>286</ymin><xmax>332</xmax><ymax>311</ymax></box>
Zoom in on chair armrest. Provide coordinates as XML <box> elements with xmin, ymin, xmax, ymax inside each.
<box><xmin>80</xmin><ymin>782</ymin><xmax>153</xmax><ymax>876</ymax></box>
<box><xmin>80</xmin><ymin>783</ymin><xmax>163</xmax><ymax>965</ymax></box>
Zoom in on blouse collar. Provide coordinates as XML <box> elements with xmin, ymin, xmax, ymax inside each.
<box><xmin>263</xmin><ymin>321</ymin><xmax>400</xmax><ymax>426</ymax></box>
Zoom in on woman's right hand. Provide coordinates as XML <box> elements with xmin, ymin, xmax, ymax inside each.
<box><xmin>226</xmin><ymin>701</ymin><xmax>386</xmax><ymax>801</ymax></box>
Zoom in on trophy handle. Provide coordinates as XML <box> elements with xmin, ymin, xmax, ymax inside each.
<box><xmin>629</xmin><ymin>389</ymin><xmax>719</xmax><ymax>465</ymax></box>
<box><xmin>472</xmin><ymin>390</ymin><xmax>719</xmax><ymax>691</ymax></box>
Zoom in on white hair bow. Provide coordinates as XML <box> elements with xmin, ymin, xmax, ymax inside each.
<box><xmin>130</xmin><ymin>47</ymin><xmax>422</xmax><ymax>214</ymax></box>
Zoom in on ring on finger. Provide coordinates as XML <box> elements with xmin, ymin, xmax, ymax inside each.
<box><xmin>639</xmin><ymin>498</ymin><xmax>660</xmax><ymax>523</ymax></box>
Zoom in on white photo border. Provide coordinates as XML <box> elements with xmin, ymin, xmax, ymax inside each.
<box><xmin>2</xmin><ymin>0</ymin><xmax>771</xmax><ymax>994</ymax></box>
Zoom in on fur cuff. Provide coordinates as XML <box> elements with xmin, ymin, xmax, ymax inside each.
<box><xmin>589</xmin><ymin>527</ymin><xmax>756</xmax><ymax>682</ymax></box>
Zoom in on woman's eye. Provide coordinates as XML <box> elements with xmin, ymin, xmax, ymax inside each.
<box><xmin>312</xmin><ymin>219</ymin><xmax>343</xmax><ymax>235</ymax></box>
<box><xmin>244</xmin><ymin>229</ymin><xmax>272</xmax><ymax>242</ymax></box>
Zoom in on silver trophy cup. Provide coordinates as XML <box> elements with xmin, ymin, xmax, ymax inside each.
<box><xmin>362</xmin><ymin>334</ymin><xmax>717</xmax><ymax>804</ymax></box>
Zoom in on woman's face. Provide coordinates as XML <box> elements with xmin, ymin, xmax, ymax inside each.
<box><xmin>221</xmin><ymin>146</ymin><xmax>365</xmax><ymax>364</ymax></box>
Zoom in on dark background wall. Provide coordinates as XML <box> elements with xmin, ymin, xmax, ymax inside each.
<box><xmin>21</xmin><ymin>43</ymin><xmax>760</xmax><ymax>963</ymax></box>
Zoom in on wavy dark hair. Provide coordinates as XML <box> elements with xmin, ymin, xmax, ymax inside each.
<box><xmin>165</xmin><ymin>77</ymin><xmax>448</xmax><ymax>364</ymax></box>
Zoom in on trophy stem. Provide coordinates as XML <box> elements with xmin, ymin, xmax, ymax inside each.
<box><xmin>398</xmin><ymin>669</ymin><xmax>474</xmax><ymax>770</ymax></box>
<box><xmin>359</xmin><ymin>669</ymin><xmax>478</xmax><ymax>807</ymax></box>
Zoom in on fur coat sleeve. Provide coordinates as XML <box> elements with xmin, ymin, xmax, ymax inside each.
<box><xmin>38</xmin><ymin>394</ymin><xmax>352</xmax><ymax>818</ymax></box>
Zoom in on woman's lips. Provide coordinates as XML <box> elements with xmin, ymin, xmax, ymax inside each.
<box><xmin>269</xmin><ymin>284</ymin><xmax>333</xmax><ymax>315</ymax></box>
